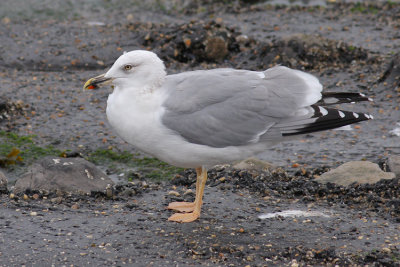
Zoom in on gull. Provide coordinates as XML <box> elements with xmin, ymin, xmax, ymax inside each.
<box><xmin>84</xmin><ymin>50</ymin><xmax>372</xmax><ymax>223</ymax></box>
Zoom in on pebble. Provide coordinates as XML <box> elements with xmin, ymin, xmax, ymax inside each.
<box><xmin>168</xmin><ymin>190</ymin><xmax>180</xmax><ymax>197</ymax></box>
<box><xmin>290</xmin><ymin>259</ymin><xmax>299</xmax><ymax>267</ymax></box>
<box><xmin>235</xmin><ymin>34</ymin><xmax>249</xmax><ymax>44</ymax></box>
<box><xmin>51</xmin><ymin>197</ymin><xmax>63</xmax><ymax>204</ymax></box>
<box><xmin>106</xmin><ymin>186</ymin><xmax>113</xmax><ymax>198</ymax></box>
<box><xmin>183</xmin><ymin>189</ymin><xmax>194</xmax><ymax>196</ymax></box>
<box><xmin>2</xmin><ymin>17</ymin><xmax>10</xmax><ymax>24</ymax></box>
<box><xmin>306</xmin><ymin>250</ymin><xmax>314</xmax><ymax>259</ymax></box>
<box><xmin>30</xmin><ymin>211</ymin><xmax>37</xmax><ymax>216</ymax></box>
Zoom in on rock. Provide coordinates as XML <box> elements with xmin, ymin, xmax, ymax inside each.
<box><xmin>232</xmin><ymin>157</ymin><xmax>276</xmax><ymax>171</ymax></box>
<box><xmin>205</xmin><ymin>36</ymin><xmax>228</xmax><ymax>61</ymax></box>
<box><xmin>235</xmin><ymin>34</ymin><xmax>249</xmax><ymax>44</ymax></box>
<box><xmin>0</xmin><ymin>170</ymin><xmax>8</xmax><ymax>194</ymax></box>
<box><xmin>388</xmin><ymin>155</ymin><xmax>400</xmax><ymax>177</ymax></box>
<box><xmin>0</xmin><ymin>97</ymin><xmax>24</xmax><ymax>123</ymax></box>
<box><xmin>317</xmin><ymin>161</ymin><xmax>395</xmax><ymax>186</ymax></box>
<box><xmin>14</xmin><ymin>157</ymin><xmax>114</xmax><ymax>194</ymax></box>
<box><xmin>168</xmin><ymin>190</ymin><xmax>180</xmax><ymax>197</ymax></box>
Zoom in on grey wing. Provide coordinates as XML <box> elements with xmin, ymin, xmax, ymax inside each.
<box><xmin>161</xmin><ymin>66</ymin><xmax>323</xmax><ymax>148</ymax></box>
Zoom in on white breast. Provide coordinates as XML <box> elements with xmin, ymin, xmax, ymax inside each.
<box><xmin>106</xmin><ymin>88</ymin><xmax>168</xmax><ymax>155</ymax></box>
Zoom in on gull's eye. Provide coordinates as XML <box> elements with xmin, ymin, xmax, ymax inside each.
<box><xmin>123</xmin><ymin>64</ymin><xmax>133</xmax><ymax>71</ymax></box>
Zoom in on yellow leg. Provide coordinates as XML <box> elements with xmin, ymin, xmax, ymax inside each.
<box><xmin>168</xmin><ymin>167</ymin><xmax>207</xmax><ymax>223</ymax></box>
<box><xmin>167</xmin><ymin>168</ymin><xmax>201</xmax><ymax>213</ymax></box>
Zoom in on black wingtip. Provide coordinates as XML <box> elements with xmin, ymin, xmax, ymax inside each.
<box><xmin>282</xmin><ymin>106</ymin><xmax>372</xmax><ymax>136</ymax></box>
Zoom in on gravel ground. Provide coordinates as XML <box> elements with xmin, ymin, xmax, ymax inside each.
<box><xmin>0</xmin><ymin>0</ymin><xmax>400</xmax><ymax>266</ymax></box>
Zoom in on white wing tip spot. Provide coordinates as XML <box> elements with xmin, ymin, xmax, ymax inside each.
<box><xmin>318</xmin><ymin>106</ymin><xmax>328</xmax><ymax>116</ymax></box>
<box><xmin>352</xmin><ymin>112</ymin><xmax>359</xmax><ymax>118</ymax></box>
<box><xmin>338</xmin><ymin>111</ymin><xmax>345</xmax><ymax>118</ymax></box>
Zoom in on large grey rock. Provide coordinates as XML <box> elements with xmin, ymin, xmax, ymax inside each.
<box><xmin>317</xmin><ymin>161</ymin><xmax>395</xmax><ymax>186</ymax></box>
<box><xmin>388</xmin><ymin>155</ymin><xmax>400</xmax><ymax>177</ymax></box>
<box><xmin>0</xmin><ymin>170</ymin><xmax>8</xmax><ymax>193</ymax></box>
<box><xmin>14</xmin><ymin>157</ymin><xmax>114</xmax><ymax>194</ymax></box>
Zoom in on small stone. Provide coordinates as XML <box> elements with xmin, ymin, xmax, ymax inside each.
<box><xmin>183</xmin><ymin>189</ymin><xmax>194</xmax><ymax>196</ymax></box>
<box><xmin>168</xmin><ymin>190</ymin><xmax>180</xmax><ymax>197</ymax></box>
<box><xmin>9</xmin><ymin>193</ymin><xmax>15</xmax><ymax>199</ymax></box>
<box><xmin>32</xmin><ymin>194</ymin><xmax>40</xmax><ymax>200</ymax></box>
<box><xmin>23</xmin><ymin>194</ymin><xmax>29</xmax><ymax>200</ymax></box>
<box><xmin>306</xmin><ymin>250</ymin><xmax>314</xmax><ymax>259</ymax></box>
<box><xmin>290</xmin><ymin>259</ymin><xmax>299</xmax><ymax>267</ymax></box>
<box><xmin>382</xmin><ymin>247</ymin><xmax>391</xmax><ymax>254</ymax></box>
<box><xmin>30</xmin><ymin>211</ymin><xmax>38</xmax><ymax>216</ymax></box>
<box><xmin>235</xmin><ymin>34</ymin><xmax>249</xmax><ymax>44</ymax></box>
<box><xmin>215</xmin><ymin>17</ymin><xmax>223</xmax><ymax>24</ymax></box>
<box><xmin>106</xmin><ymin>185</ymin><xmax>113</xmax><ymax>198</ymax></box>
<box><xmin>71</xmin><ymin>204</ymin><xmax>79</xmax><ymax>210</ymax></box>
<box><xmin>2</xmin><ymin>17</ymin><xmax>10</xmax><ymax>24</ymax></box>
<box><xmin>50</xmin><ymin>197</ymin><xmax>63</xmax><ymax>204</ymax></box>
<box><xmin>183</xmin><ymin>38</ymin><xmax>191</xmax><ymax>48</ymax></box>
<box><xmin>205</xmin><ymin>36</ymin><xmax>228</xmax><ymax>61</ymax></box>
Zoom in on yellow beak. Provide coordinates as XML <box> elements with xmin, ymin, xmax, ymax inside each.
<box><xmin>83</xmin><ymin>74</ymin><xmax>113</xmax><ymax>90</ymax></box>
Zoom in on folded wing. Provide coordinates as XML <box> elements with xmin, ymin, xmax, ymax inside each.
<box><xmin>161</xmin><ymin>66</ymin><xmax>371</xmax><ymax>148</ymax></box>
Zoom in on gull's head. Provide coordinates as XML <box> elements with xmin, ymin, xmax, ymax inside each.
<box><xmin>84</xmin><ymin>50</ymin><xmax>166</xmax><ymax>91</ymax></box>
